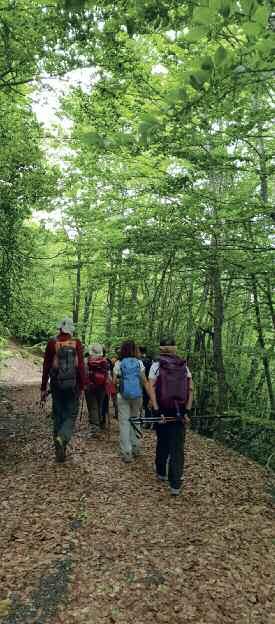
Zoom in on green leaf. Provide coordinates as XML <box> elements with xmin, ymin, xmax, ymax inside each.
<box><xmin>193</xmin><ymin>6</ymin><xmax>215</xmax><ymax>24</ymax></box>
<box><xmin>189</xmin><ymin>70</ymin><xmax>209</xmax><ymax>90</ymax></box>
<box><xmin>139</xmin><ymin>115</ymin><xmax>161</xmax><ymax>146</ymax></box>
<box><xmin>165</xmin><ymin>87</ymin><xmax>187</xmax><ymax>105</ymax></box>
<box><xmin>214</xmin><ymin>46</ymin><xmax>228</xmax><ymax>65</ymax></box>
<box><xmin>201</xmin><ymin>56</ymin><xmax>214</xmax><ymax>71</ymax></box>
<box><xmin>256</xmin><ymin>35</ymin><xmax>275</xmax><ymax>59</ymax></box>
<box><xmin>209</xmin><ymin>0</ymin><xmax>222</xmax><ymax>11</ymax></box>
<box><xmin>141</xmin><ymin>113</ymin><xmax>160</xmax><ymax>126</ymax></box>
<box><xmin>63</xmin><ymin>0</ymin><xmax>85</xmax><ymax>9</ymax></box>
<box><xmin>242</xmin><ymin>21</ymin><xmax>262</xmax><ymax>37</ymax></box>
<box><xmin>115</xmin><ymin>133</ymin><xmax>132</xmax><ymax>147</ymax></box>
<box><xmin>254</xmin><ymin>5</ymin><xmax>269</xmax><ymax>26</ymax></box>
<box><xmin>240</xmin><ymin>0</ymin><xmax>258</xmax><ymax>17</ymax></box>
<box><xmin>81</xmin><ymin>131</ymin><xmax>105</xmax><ymax>148</ymax></box>
<box><xmin>184</xmin><ymin>27</ymin><xmax>208</xmax><ymax>42</ymax></box>
<box><xmin>219</xmin><ymin>3</ymin><xmax>231</xmax><ymax>18</ymax></box>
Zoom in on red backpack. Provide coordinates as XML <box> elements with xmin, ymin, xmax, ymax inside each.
<box><xmin>87</xmin><ymin>356</ymin><xmax>108</xmax><ymax>389</ymax></box>
<box><xmin>156</xmin><ymin>355</ymin><xmax>188</xmax><ymax>412</ymax></box>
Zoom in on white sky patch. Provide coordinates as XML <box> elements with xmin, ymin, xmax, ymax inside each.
<box><xmin>32</xmin><ymin>208</ymin><xmax>63</xmax><ymax>230</ymax></box>
<box><xmin>123</xmin><ymin>208</ymin><xmax>134</xmax><ymax>216</ymax></box>
<box><xmin>152</xmin><ymin>64</ymin><xmax>168</xmax><ymax>75</ymax></box>
<box><xmin>32</xmin><ymin>66</ymin><xmax>97</xmax><ymax>129</ymax></box>
<box><xmin>167</xmin><ymin>163</ymin><xmax>189</xmax><ymax>176</ymax></box>
<box><xmin>32</xmin><ymin>208</ymin><xmax>79</xmax><ymax>240</ymax></box>
<box><xmin>165</xmin><ymin>30</ymin><xmax>177</xmax><ymax>42</ymax></box>
<box><xmin>31</xmin><ymin>67</ymin><xmax>98</xmax><ymax>232</ymax></box>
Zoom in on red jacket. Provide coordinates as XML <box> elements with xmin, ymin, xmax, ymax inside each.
<box><xmin>41</xmin><ymin>333</ymin><xmax>85</xmax><ymax>392</ymax></box>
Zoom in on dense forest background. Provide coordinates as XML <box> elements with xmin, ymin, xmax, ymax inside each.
<box><xmin>0</xmin><ymin>0</ymin><xmax>274</xmax><ymax>464</ymax></box>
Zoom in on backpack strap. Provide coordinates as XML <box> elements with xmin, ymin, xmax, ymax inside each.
<box><xmin>55</xmin><ymin>339</ymin><xmax>76</xmax><ymax>351</ymax></box>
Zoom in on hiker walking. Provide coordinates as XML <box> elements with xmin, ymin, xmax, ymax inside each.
<box><xmin>100</xmin><ymin>347</ymin><xmax>113</xmax><ymax>431</ymax></box>
<box><xmin>41</xmin><ymin>317</ymin><xmax>85</xmax><ymax>463</ymax></box>
<box><xmin>113</xmin><ymin>340</ymin><xmax>150</xmax><ymax>463</ymax></box>
<box><xmin>110</xmin><ymin>353</ymin><xmax>119</xmax><ymax>419</ymax></box>
<box><xmin>85</xmin><ymin>344</ymin><xmax>109</xmax><ymax>436</ymax></box>
<box><xmin>149</xmin><ymin>337</ymin><xmax>193</xmax><ymax>496</ymax></box>
<box><xmin>139</xmin><ymin>346</ymin><xmax>153</xmax><ymax>427</ymax></box>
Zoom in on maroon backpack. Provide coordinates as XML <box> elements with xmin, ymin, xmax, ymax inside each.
<box><xmin>156</xmin><ymin>355</ymin><xmax>188</xmax><ymax>411</ymax></box>
<box><xmin>87</xmin><ymin>357</ymin><xmax>108</xmax><ymax>389</ymax></box>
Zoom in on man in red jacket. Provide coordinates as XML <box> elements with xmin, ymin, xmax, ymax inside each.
<box><xmin>41</xmin><ymin>317</ymin><xmax>85</xmax><ymax>462</ymax></box>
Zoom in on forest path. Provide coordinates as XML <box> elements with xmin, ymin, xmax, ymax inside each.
<box><xmin>0</xmin><ymin>340</ymin><xmax>42</xmax><ymax>386</ymax></box>
<box><xmin>0</xmin><ymin>383</ymin><xmax>274</xmax><ymax>624</ymax></box>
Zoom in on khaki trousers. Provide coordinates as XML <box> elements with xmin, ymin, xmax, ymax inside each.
<box><xmin>117</xmin><ymin>394</ymin><xmax>142</xmax><ymax>457</ymax></box>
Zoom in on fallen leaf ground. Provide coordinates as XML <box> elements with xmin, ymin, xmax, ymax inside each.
<box><xmin>0</xmin><ymin>384</ymin><xmax>274</xmax><ymax>624</ymax></box>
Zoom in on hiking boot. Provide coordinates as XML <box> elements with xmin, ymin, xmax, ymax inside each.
<box><xmin>157</xmin><ymin>474</ymin><xmax>167</xmax><ymax>482</ymax></box>
<box><xmin>121</xmin><ymin>453</ymin><xmax>133</xmax><ymax>463</ymax></box>
<box><xmin>88</xmin><ymin>426</ymin><xmax>100</xmax><ymax>438</ymax></box>
<box><xmin>170</xmin><ymin>487</ymin><xmax>181</xmax><ymax>496</ymax></box>
<box><xmin>55</xmin><ymin>436</ymin><xmax>65</xmax><ymax>463</ymax></box>
<box><xmin>132</xmin><ymin>447</ymin><xmax>143</xmax><ymax>457</ymax></box>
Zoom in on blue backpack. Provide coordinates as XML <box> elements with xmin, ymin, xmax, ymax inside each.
<box><xmin>120</xmin><ymin>357</ymin><xmax>142</xmax><ymax>400</ymax></box>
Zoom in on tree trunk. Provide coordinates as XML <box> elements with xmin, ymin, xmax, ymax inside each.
<box><xmin>72</xmin><ymin>242</ymin><xmax>81</xmax><ymax>327</ymax></box>
<box><xmin>247</xmin><ymin>143</ymin><xmax>274</xmax><ymax>415</ymax></box>
<box><xmin>265</xmin><ymin>279</ymin><xmax>275</xmax><ymax>331</ymax></box>
<box><xmin>105</xmin><ymin>275</ymin><xmax>117</xmax><ymax>348</ymax></box>
<box><xmin>87</xmin><ymin>300</ymin><xmax>96</xmax><ymax>345</ymax></box>
<box><xmin>81</xmin><ymin>286</ymin><xmax>93</xmax><ymax>344</ymax></box>
<box><xmin>251</xmin><ymin>276</ymin><xmax>275</xmax><ymax>417</ymax></box>
<box><xmin>185</xmin><ymin>280</ymin><xmax>194</xmax><ymax>354</ymax></box>
<box><xmin>212</xmin><ymin>261</ymin><xmax>227</xmax><ymax>414</ymax></box>
<box><xmin>258</xmin><ymin>135</ymin><xmax>268</xmax><ymax>204</ymax></box>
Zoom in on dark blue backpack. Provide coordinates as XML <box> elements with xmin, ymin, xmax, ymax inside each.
<box><xmin>120</xmin><ymin>357</ymin><xmax>142</xmax><ymax>400</ymax></box>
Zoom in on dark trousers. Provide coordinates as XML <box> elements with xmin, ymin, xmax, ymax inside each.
<box><xmin>85</xmin><ymin>386</ymin><xmax>106</xmax><ymax>432</ymax></box>
<box><xmin>155</xmin><ymin>422</ymin><xmax>185</xmax><ymax>489</ymax></box>
<box><xmin>101</xmin><ymin>393</ymin><xmax>109</xmax><ymax>429</ymax></box>
<box><xmin>51</xmin><ymin>386</ymin><xmax>79</xmax><ymax>445</ymax></box>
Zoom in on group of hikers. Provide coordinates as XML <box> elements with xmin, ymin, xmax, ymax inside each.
<box><xmin>41</xmin><ymin>317</ymin><xmax>193</xmax><ymax>496</ymax></box>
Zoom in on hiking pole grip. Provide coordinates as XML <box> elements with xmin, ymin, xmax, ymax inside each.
<box><xmin>130</xmin><ymin>419</ymin><xmax>143</xmax><ymax>438</ymax></box>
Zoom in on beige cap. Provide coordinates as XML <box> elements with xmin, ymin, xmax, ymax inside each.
<box><xmin>89</xmin><ymin>343</ymin><xmax>103</xmax><ymax>357</ymax></box>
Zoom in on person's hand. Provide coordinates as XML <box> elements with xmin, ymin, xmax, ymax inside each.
<box><xmin>152</xmin><ymin>409</ymin><xmax>166</xmax><ymax>423</ymax></box>
<box><xmin>40</xmin><ymin>390</ymin><xmax>47</xmax><ymax>404</ymax></box>
<box><xmin>184</xmin><ymin>409</ymin><xmax>191</xmax><ymax>425</ymax></box>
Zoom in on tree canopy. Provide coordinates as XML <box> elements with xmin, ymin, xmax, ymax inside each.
<box><xmin>0</xmin><ymin>0</ymin><xmax>274</xmax><ymax>463</ymax></box>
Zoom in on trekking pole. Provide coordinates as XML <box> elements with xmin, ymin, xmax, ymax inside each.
<box><xmin>40</xmin><ymin>389</ymin><xmax>51</xmax><ymax>418</ymax></box>
<box><xmin>79</xmin><ymin>393</ymin><xmax>85</xmax><ymax>424</ymax></box>
<box><xmin>130</xmin><ymin>419</ymin><xmax>143</xmax><ymax>439</ymax></box>
<box><xmin>130</xmin><ymin>416</ymin><xmax>179</xmax><ymax>426</ymax></box>
<box><xmin>107</xmin><ymin>396</ymin><xmax>111</xmax><ymax>442</ymax></box>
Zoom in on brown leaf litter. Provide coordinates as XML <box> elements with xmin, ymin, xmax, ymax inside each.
<box><xmin>0</xmin><ymin>385</ymin><xmax>274</xmax><ymax>624</ymax></box>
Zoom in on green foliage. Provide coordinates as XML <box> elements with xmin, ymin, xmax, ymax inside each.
<box><xmin>0</xmin><ymin>0</ymin><xmax>274</xmax><ymax>467</ymax></box>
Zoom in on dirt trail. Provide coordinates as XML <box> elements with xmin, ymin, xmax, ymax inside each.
<box><xmin>0</xmin><ymin>341</ymin><xmax>42</xmax><ymax>386</ymax></box>
<box><xmin>0</xmin><ymin>376</ymin><xmax>274</xmax><ymax>623</ymax></box>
